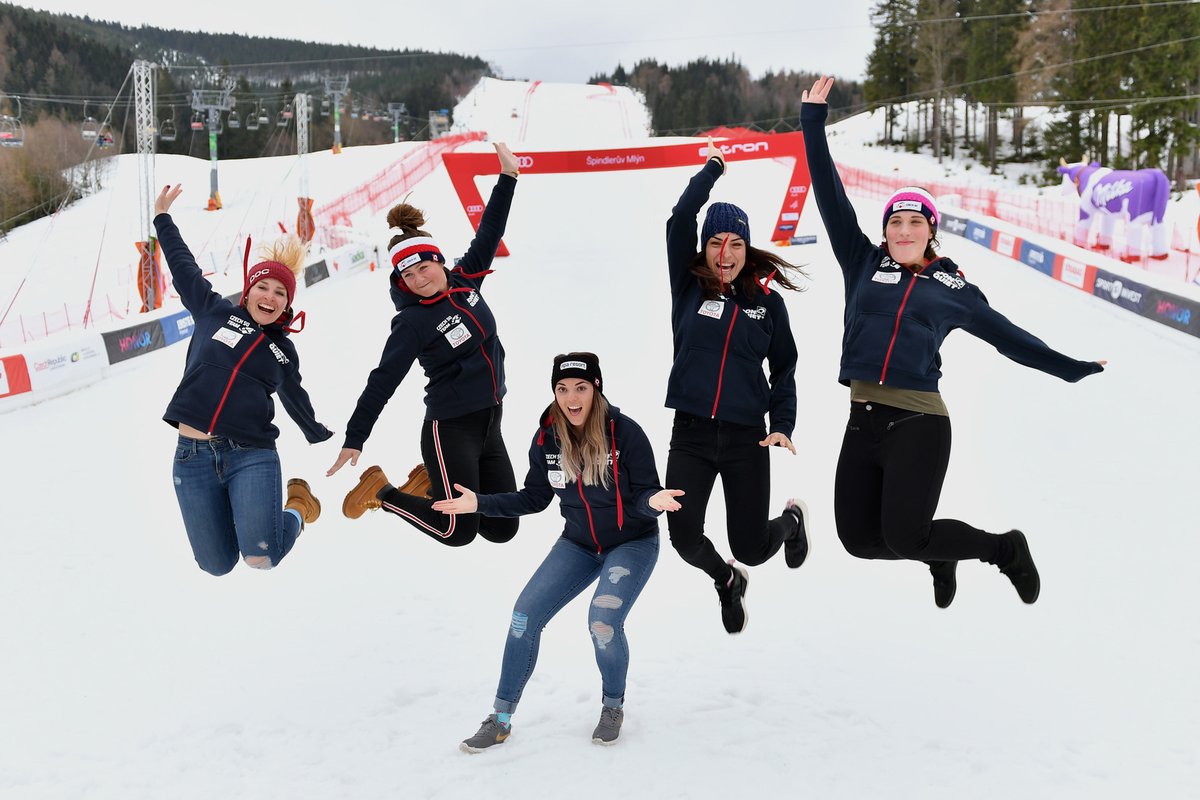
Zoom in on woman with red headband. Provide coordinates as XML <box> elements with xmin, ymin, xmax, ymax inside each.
<box><xmin>662</xmin><ymin>140</ymin><xmax>811</xmax><ymax>635</ymax></box>
<box><xmin>800</xmin><ymin>76</ymin><xmax>1106</xmax><ymax>607</ymax></box>
<box><xmin>330</xmin><ymin>143</ymin><xmax>522</xmax><ymax>548</ymax></box>
<box><xmin>154</xmin><ymin>184</ymin><xmax>331</xmax><ymax>575</ymax></box>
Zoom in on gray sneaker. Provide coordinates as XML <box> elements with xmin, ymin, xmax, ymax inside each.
<box><xmin>591</xmin><ymin>706</ymin><xmax>624</xmax><ymax>745</ymax></box>
<box><xmin>460</xmin><ymin>714</ymin><xmax>511</xmax><ymax>753</ymax></box>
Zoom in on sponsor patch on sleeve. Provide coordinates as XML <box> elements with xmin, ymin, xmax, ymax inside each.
<box><xmin>871</xmin><ymin>271</ymin><xmax>902</xmax><ymax>284</ymax></box>
<box><xmin>445</xmin><ymin>323</ymin><xmax>473</xmax><ymax>348</ymax></box>
<box><xmin>212</xmin><ymin>328</ymin><xmax>244</xmax><ymax>348</ymax></box>
<box><xmin>697</xmin><ymin>300</ymin><xmax>725</xmax><ymax>319</ymax></box>
<box><xmin>548</xmin><ymin>470</ymin><xmax>565</xmax><ymax>489</ymax></box>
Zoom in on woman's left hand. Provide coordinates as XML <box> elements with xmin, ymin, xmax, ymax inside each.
<box><xmin>432</xmin><ymin>483</ymin><xmax>478</xmax><ymax>514</ymax></box>
<box><xmin>649</xmin><ymin>488</ymin><xmax>685</xmax><ymax>512</ymax></box>
<box><xmin>154</xmin><ymin>184</ymin><xmax>183</xmax><ymax>216</ymax></box>
<box><xmin>759</xmin><ymin>432</ymin><xmax>797</xmax><ymax>454</ymax></box>
<box><xmin>495</xmin><ymin>142</ymin><xmax>520</xmax><ymax>176</ymax></box>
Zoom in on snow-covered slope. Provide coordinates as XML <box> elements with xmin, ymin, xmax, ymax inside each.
<box><xmin>1</xmin><ymin>79</ymin><xmax>1197</xmax><ymax>799</ymax></box>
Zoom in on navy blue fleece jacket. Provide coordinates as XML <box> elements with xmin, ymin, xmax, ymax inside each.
<box><xmin>343</xmin><ymin>174</ymin><xmax>516</xmax><ymax>451</ymax></box>
<box><xmin>799</xmin><ymin>102</ymin><xmax>1102</xmax><ymax>389</ymax></box>
<box><xmin>664</xmin><ymin>159</ymin><xmax>799</xmax><ymax>437</ymax></box>
<box><xmin>475</xmin><ymin>406</ymin><xmax>663</xmax><ymax>554</ymax></box>
<box><xmin>154</xmin><ymin>213</ymin><xmax>332</xmax><ymax>449</ymax></box>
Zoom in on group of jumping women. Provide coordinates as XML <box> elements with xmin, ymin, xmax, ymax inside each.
<box><xmin>154</xmin><ymin>76</ymin><xmax>1105</xmax><ymax>753</ymax></box>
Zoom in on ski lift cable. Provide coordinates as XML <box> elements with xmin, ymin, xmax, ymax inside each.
<box><xmin>0</xmin><ymin>66</ymin><xmax>133</xmax><ymax>331</ymax></box>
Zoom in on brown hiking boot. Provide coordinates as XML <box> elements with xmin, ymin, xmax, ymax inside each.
<box><xmin>343</xmin><ymin>466</ymin><xmax>391</xmax><ymax>519</ymax></box>
<box><xmin>285</xmin><ymin>478</ymin><xmax>321</xmax><ymax>525</ymax></box>
<box><xmin>397</xmin><ymin>463</ymin><xmax>433</xmax><ymax>499</ymax></box>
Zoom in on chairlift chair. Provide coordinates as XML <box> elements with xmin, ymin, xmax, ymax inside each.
<box><xmin>97</xmin><ymin>123</ymin><xmax>115</xmax><ymax>149</ymax></box>
<box><xmin>281</xmin><ymin>101</ymin><xmax>294</xmax><ymax>122</ymax></box>
<box><xmin>190</xmin><ymin>110</ymin><xmax>205</xmax><ymax>131</ymax></box>
<box><xmin>321</xmin><ymin>98</ymin><xmax>330</xmax><ymax>116</ymax></box>
<box><xmin>246</xmin><ymin>103</ymin><xmax>261</xmax><ymax>131</ymax></box>
<box><xmin>82</xmin><ymin>116</ymin><xmax>100</xmax><ymax>140</ymax></box>
<box><xmin>258</xmin><ymin>105</ymin><xmax>270</xmax><ymax>126</ymax></box>
<box><xmin>159</xmin><ymin>108</ymin><xmax>178</xmax><ymax>142</ymax></box>
<box><xmin>0</xmin><ymin>115</ymin><xmax>24</xmax><ymax>148</ymax></box>
<box><xmin>227</xmin><ymin>105</ymin><xmax>241</xmax><ymax>130</ymax></box>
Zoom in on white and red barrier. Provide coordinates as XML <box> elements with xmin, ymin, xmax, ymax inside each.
<box><xmin>443</xmin><ymin>133</ymin><xmax>813</xmax><ymax>255</ymax></box>
<box><xmin>313</xmin><ymin>133</ymin><xmax>487</xmax><ymax>250</ymax></box>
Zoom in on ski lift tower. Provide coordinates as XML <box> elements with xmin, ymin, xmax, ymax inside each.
<box><xmin>324</xmin><ymin>75</ymin><xmax>349</xmax><ymax>154</ymax></box>
<box><xmin>295</xmin><ymin>93</ymin><xmax>315</xmax><ymax>243</ymax></box>
<box><xmin>192</xmin><ymin>79</ymin><xmax>236</xmax><ymax>210</ymax></box>
<box><xmin>388</xmin><ymin>102</ymin><xmax>406</xmax><ymax>143</ymax></box>
<box><xmin>133</xmin><ymin>59</ymin><xmax>164</xmax><ymax>313</ymax></box>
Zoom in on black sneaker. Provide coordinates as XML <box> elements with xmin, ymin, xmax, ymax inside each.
<box><xmin>927</xmin><ymin>560</ymin><xmax>957</xmax><ymax>608</ymax></box>
<box><xmin>591</xmin><ymin>706</ymin><xmax>624</xmax><ymax>745</ymax></box>
<box><xmin>999</xmin><ymin>530</ymin><xmax>1040</xmax><ymax>604</ymax></box>
<box><xmin>460</xmin><ymin>714</ymin><xmax>511</xmax><ymax>753</ymax></box>
<box><xmin>715</xmin><ymin>562</ymin><xmax>749</xmax><ymax>634</ymax></box>
<box><xmin>783</xmin><ymin>498</ymin><xmax>810</xmax><ymax>569</ymax></box>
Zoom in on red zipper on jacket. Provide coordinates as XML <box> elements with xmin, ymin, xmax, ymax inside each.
<box><xmin>208</xmin><ymin>332</ymin><xmax>266</xmax><ymax>433</ymax></box>
<box><xmin>447</xmin><ymin>295</ymin><xmax>500</xmax><ymax>404</ymax></box>
<box><xmin>577</xmin><ymin>479</ymin><xmax>602</xmax><ymax>554</ymax></box>
<box><xmin>711</xmin><ymin>310</ymin><xmax>738</xmax><ymax>417</ymax></box>
<box><xmin>878</xmin><ymin>265</ymin><xmax>925</xmax><ymax>385</ymax></box>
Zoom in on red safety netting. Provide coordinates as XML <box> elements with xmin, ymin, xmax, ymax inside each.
<box><xmin>313</xmin><ymin>132</ymin><xmax>487</xmax><ymax>250</ymax></box>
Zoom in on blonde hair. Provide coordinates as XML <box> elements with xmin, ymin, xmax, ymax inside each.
<box><xmin>549</xmin><ymin>391</ymin><xmax>612</xmax><ymax>489</ymax></box>
<box><xmin>256</xmin><ymin>236</ymin><xmax>307</xmax><ymax>275</ymax></box>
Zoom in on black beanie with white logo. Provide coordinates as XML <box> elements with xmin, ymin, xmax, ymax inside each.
<box><xmin>550</xmin><ymin>352</ymin><xmax>603</xmax><ymax>393</ymax></box>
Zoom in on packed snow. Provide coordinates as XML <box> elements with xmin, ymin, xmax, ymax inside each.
<box><xmin>1</xmin><ymin>78</ymin><xmax>1198</xmax><ymax>799</ymax></box>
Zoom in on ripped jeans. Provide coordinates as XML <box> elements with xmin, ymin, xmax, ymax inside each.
<box><xmin>172</xmin><ymin>434</ymin><xmax>301</xmax><ymax>575</ymax></box>
<box><xmin>493</xmin><ymin>534</ymin><xmax>659</xmax><ymax>713</ymax></box>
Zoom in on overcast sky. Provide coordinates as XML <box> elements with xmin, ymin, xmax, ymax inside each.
<box><xmin>17</xmin><ymin>1</ymin><xmax>876</xmax><ymax>84</ymax></box>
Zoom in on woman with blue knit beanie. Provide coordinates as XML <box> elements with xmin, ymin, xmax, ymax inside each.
<box><xmin>800</xmin><ymin>76</ymin><xmax>1106</xmax><ymax>607</ymax></box>
<box><xmin>663</xmin><ymin>140</ymin><xmax>811</xmax><ymax>635</ymax></box>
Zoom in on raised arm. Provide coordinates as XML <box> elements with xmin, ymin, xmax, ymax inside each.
<box><xmin>152</xmin><ymin>185</ymin><xmax>227</xmax><ymax>316</ymax></box>
<box><xmin>454</xmin><ymin>143</ymin><xmax>519</xmax><ymax>285</ymax></box>
<box><xmin>666</xmin><ymin>141</ymin><xmax>725</xmax><ymax>296</ymax></box>
<box><xmin>798</xmin><ymin>77</ymin><xmax>876</xmax><ymax>272</ymax></box>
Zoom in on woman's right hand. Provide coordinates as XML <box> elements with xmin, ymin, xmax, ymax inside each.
<box><xmin>802</xmin><ymin>76</ymin><xmax>834</xmax><ymax>105</ymax></box>
<box><xmin>326</xmin><ymin>447</ymin><xmax>361</xmax><ymax>477</ymax></box>
<box><xmin>706</xmin><ymin>137</ymin><xmax>725</xmax><ymax>172</ymax></box>
<box><xmin>154</xmin><ymin>184</ymin><xmax>183</xmax><ymax>216</ymax></box>
<box><xmin>432</xmin><ymin>483</ymin><xmax>478</xmax><ymax>514</ymax></box>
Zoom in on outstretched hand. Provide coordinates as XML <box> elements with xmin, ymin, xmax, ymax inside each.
<box><xmin>154</xmin><ymin>184</ymin><xmax>183</xmax><ymax>216</ymax></box>
<box><xmin>759</xmin><ymin>432</ymin><xmax>797</xmax><ymax>455</ymax></box>
<box><xmin>495</xmin><ymin>142</ymin><xmax>520</xmax><ymax>176</ymax></box>
<box><xmin>326</xmin><ymin>447</ymin><xmax>361</xmax><ymax>477</ymax></box>
<box><xmin>649</xmin><ymin>488</ymin><xmax>685</xmax><ymax>512</ymax></box>
<box><xmin>432</xmin><ymin>483</ymin><xmax>478</xmax><ymax>515</ymax></box>
<box><xmin>802</xmin><ymin>76</ymin><xmax>835</xmax><ymax>105</ymax></box>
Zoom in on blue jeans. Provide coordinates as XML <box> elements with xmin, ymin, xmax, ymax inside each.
<box><xmin>172</xmin><ymin>435</ymin><xmax>301</xmax><ymax>575</ymax></box>
<box><xmin>494</xmin><ymin>535</ymin><xmax>659</xmax><ymax>713</ymax></box>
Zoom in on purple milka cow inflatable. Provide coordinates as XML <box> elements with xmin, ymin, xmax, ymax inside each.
<box><xmin>1057</xmin><ymin>159</ymin><xmax>1170</xmax><ymax>260</ymax></box>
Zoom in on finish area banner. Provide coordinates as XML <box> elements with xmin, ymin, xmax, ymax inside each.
<box><xmin>443</xmin><ymin>133</ymin><xmax>812</xmax><ymax>255</ymax></box>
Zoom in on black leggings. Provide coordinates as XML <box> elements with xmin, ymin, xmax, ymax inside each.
<box><xmin>833</xmin><ymin>402</ymin><xmax>1006</xmax><ymax>565</ymax></box>
<box><xmin>664</xmin><ymin>412</ymin><xmax>793</xmax><ymax>582</ymax></box>
<box><xmin>379</xmin><ymin>404</ymin><xmax>519</xmax><ymax>547</ymax></box>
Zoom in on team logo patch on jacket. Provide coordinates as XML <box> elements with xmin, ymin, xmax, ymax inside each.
<box><xmin>872</xmin><ymin>271</ymin><xmax>902</xmax><ymax>284</ymax></box>
<box><xmin>212</xmin><ymin>328</ymin><xmax>244</xmax><ymax>348</ymax></box>
<box><xmin>548</xmin><ymin>470</ymin><xmax>566</xmax><ymax>489</ymax></box>
<box><xmin>932</xmin><ymin>271</ymin><xmax>966</xmax><ymax>290</ymax></box>
<box><xmin>698</xmin><ymin>300</ymin><xmax>725</xmax><ymax>319</ymax></box>
<box><xmin>467</xmin><ymin>290</ymin><xmax>480</xmax><ymax>307</ymax></box>
<box><xmin>445</xmin><ymin>323</ymin><xmax>472</xmax><ymax>348</ymax></box>
<box><xmin>742</xmin><ymin>305</ymin><xmax>767</xmax><ymax>320</ymax></box>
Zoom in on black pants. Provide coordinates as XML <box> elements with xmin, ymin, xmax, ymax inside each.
<box><xmin>379</xmin><ymin>404</ymin><xmax>519</xmax><ymax>547</ymax></box>
<box><xmin>834</xmin><ymin>402</ymin><xmax>1005</xmax><ymax>564</ymax></box>
<box><xmin>665</xmin><ymin>412</ymin><xmax>793</xmax><ymax>582</ymax></box>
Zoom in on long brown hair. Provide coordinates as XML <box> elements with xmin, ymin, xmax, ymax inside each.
<box><xmin>547</xmin><ymin>386</ymin><xmax>612</xmax><ymax>489</ymax></box>
<box><xmin>689</xmin><ymin>243</ymin><xmax>808</xmax><ymax>300</ymax></box>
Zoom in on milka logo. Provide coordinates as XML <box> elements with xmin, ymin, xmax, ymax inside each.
<box><xmin>1093</xmin><ymin>179</ymin><xmax>1133</xmax><ymax>206</ymax></box>
<box><xmin>696</xmin><ymin>141</ymin><xmax>770</xmax><ymax>157</ymax></box>
<box><xmin>932</xmin><ymin>271</ymin><xmax>965</xmax><ymax>290</ymax></box>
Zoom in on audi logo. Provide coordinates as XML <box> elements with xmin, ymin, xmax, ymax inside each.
<box><xmin>517</xmin><ymin>155</ymin><xmax>535</xmax><ymax>169</ymax></box>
